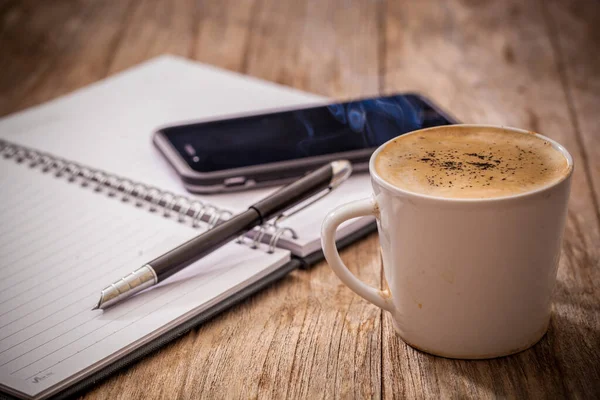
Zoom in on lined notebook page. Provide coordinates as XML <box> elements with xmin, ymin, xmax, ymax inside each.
<box><xmin>0</xmin><ymin>159</ymin><xmax>290</xmax><ymax>399</ymax></box>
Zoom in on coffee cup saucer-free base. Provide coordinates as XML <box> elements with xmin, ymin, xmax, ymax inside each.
<box><xmin>390</xmin><ymin>315</ymin><xmax>551</xmax><ymax>360</ymax></box>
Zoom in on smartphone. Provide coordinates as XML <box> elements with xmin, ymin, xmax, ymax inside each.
<box><xmin>153</xmin><ymin>93</ymin><xmax>457</xmax><ymax>193</ymax></box>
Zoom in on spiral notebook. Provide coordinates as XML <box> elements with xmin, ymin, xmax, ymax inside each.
<box><xmin>0</xmin><ymin>56</ymin><xmax>375</xmax><ymax>399</ymax></box>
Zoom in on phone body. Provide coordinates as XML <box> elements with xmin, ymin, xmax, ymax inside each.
<box><xmin>153</xmin><ymin>93</ymin><xmax>458</xmax><ymax>194</ymax></box>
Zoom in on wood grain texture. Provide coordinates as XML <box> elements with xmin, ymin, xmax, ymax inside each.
<box><xmin>243</xmin><ymin>0</ymin><xmax>381</xmax><ymax>97</ymax></box>
<box><xmin>0</xmin><ymin>0</ymin><xmax>598</xmax><ymax>398</ymax></box>
<box><xmin>544</xmin><ymin>0</ymin><xmax>600</xmax><ymax>225</ymax></box>
<box><xmin>192</xmin><ymin>0</ymin><xmax>257</xmax><ymax>71</ymax></box>
<box><xmin>382</xmin><ymin>0</ymin><xmax>600</xmax><ymax>398</ymax></box>
<box><xmin>0</xmin><ymin>0</ymin><xmax>106</xmax><ymax>114</ymax></box>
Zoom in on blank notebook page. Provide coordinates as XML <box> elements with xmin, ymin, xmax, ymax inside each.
<box><xmin>0</xmin><ymin>158</ymin><xmax>290</xmax><ymax>399</ymax></box>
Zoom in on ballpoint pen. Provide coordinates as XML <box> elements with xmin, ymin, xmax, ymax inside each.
<box><xmin>93</xmin><ymin>160</ymin><xmax>352</xmax><ymax>309</ymax></box>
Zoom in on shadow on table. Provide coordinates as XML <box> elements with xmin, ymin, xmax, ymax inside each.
<box><xmin>448</xmin><ymin>299</ymin><xmax>600</xmax><ymax>398</ymax></box>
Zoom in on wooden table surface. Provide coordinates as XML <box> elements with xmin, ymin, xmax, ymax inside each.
<box><xmin>1</xmin><ymin>0</ymin><xmax>599</xmax><ymax>398</ymax></box>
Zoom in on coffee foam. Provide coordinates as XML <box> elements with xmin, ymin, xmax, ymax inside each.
<box><xmin>374</xmin><ymin>126</ymin><xmax>570</xmax><ymax>199</ymax></box>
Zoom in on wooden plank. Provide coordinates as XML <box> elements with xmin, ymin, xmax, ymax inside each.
<box><xmin>540</xmin><ymin>1</ymin><xmax>600</xmax><ymax>397</ymax></box>
<box><xmin>243</xmin><ymin>0</ymin><xmax>381</xmax><ymax>98</ymax></box>
<box><xmin>0</xmin><ymin>0</ymin><xmax>104</xmax><ymax>115</ymax></box>
<box><xmin>107</xmin><ymin>0</ymin><xmax>196</xmax><ymax>75</ymax></box>
<box><xmin>192</xmin><ymin>0</ymin><xmax>257</xmax><ymax>72</ymax></box>
<box><xmin>382</xmin><ymin>0</ymin><xmax>600</xmax><ymax>398</ymax></box>
<box><xmin>2</xmin><ymin>0</ymin><xmax>137</xmax><ymax>113</ymax></box>
<box><xmin>543</xmin><ymin>0</ymin><xmax>600</xmax><ymax>226</ymax></box>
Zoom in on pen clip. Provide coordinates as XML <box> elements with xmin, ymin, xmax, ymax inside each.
<box><xmin>272</xmin><ymin>160</ymin><xmax>352</xmax><ymax>227</ymax></box>
<box><xmin>271</xmin><ymin>186</ymin><xmax>333</xmax><ymax>227</ymax></box>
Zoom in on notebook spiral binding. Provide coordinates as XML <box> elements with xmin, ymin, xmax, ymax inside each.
<box><xmin>0</xmin><ymin>139</ymin><xmax>296</xmax><ymax>253</ymax></box>
<box><xmin>237</xmin><ymin>223</ymin><xmax>298</xmax><ymax>254</ymax></box>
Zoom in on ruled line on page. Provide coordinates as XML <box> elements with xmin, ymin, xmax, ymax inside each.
<box><xmin>0</xmin><ymin>228</ymin><xmax>172</xmax><ymax>347</ymax></box>
<box><xmin>0</xmin><ymin>180</ymin><xmax>42</xmax><ymax>216</ymax></box>
<box><xmin>13</xmin><ymin>276</ymin><xmax>189</xmax><ymax>377</ymax></box>
<box><xmin>0</xmin><ymin>208</ymin><xmax>94</xmax><ymax>268</ymax></box>
<box><xmin>0</xmin><ymin>180</ymin><xmax>71</xmax><ymax>223</ymax></box>
<box><xmin>0</xmin><ymin>221</ymin><xmax>147</xmax><ymax>306</ymax></box>
<box><xmin>0</xmin><ymin>184</ymin><xmax>76</xmax><ymax>245</ymax></box>
<box><xmin>0</xmin><ymin>308</ymin><xmax>90</xmax><ymax>357</ymax></box>
<box><xmin>0</xmin><ymin>233</ymin><xmax>178</xmax><ymax>368</ymax></box>
<box><xmin>7</xmin><ymin>253</ymin><xmax>190</xmax><ymax>376</ymax></box>
<box><xmin>0</xmin><ymin>217</ymin><xmax>136</xmax><ymax>310</ymax></box>
<box><xmin>0</xmin><ymin>199</ymin><xmax>97</xmax><ymax>272</ymax></box>
<box><xmin>0</xmin><ymin>213</ymin><xmax>126</xmax><ymax>298</ymax></box>
<box><xmin>0</xmin><ymin>190</ymin><xmax>102</xmax><ymax>260</ymax></box>
<box><xmin>18</xmin><ymin>249</ymin><xmax>248</xmax><ymax>379</ymax></box>
<box><xmin>0</xmin><ymin>200</ymin><xmax>90</xmax><ymax>259</ymax></box>
<box><xmin>7</xmin><ymin>241</ymin><xmax>287</xmax><ymax>381</ymax></box>
<box><xmin>0</xmin><ymin>220</ymin><xmax>145</xmax><ymax>310</ymax></box>
<box><xmin>0</xmin><ymin>225</ymin><xmax>162</xmax><ymax>332</ymax></box>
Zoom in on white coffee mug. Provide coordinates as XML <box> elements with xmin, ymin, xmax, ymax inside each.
<box><xmin>321</xmin><ymin>125</ymin><xmax>573</xmax><ymax>359</ymax></box>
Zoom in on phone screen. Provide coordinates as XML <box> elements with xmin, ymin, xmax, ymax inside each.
<box><xmin>161</xmin><ymin>94</ymin><xmax>454</xmax><ymax>173</ymax></box>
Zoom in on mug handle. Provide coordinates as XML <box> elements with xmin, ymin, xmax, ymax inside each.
<box><xmin>321</xmin><ymin>197</ymin><xmax>396</xmax><ymax>313</ymax></box>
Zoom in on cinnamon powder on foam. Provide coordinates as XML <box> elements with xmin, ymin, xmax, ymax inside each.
<box><xmin>374</xmin><ymin>127</ymin><xmax>569</xmax><ymax>199</ymax></box>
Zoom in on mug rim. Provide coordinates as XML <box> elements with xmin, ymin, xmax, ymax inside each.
<box><xmin>369</xmin><ymin>124</ymin><xmax>574</xmax><ymax>203</ymax></box>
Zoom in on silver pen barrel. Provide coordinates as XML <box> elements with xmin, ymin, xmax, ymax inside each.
<box><xmin>93</xmin><ymin>265</ymin><xmax>158</xmax><ymax>310</ymax></box>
